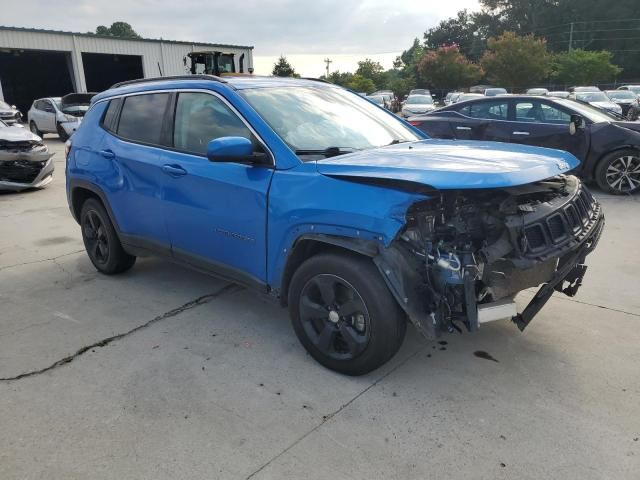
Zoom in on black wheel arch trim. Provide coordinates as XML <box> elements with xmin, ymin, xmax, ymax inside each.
<box><xmin>68</xmin><ymin>179</ymin><xmax>121</xmax><ymax>232</ymax></box>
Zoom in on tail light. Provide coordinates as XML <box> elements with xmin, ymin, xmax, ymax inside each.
<box><xmin>409</xmin><ymin>120</ymin><xmax>422</xmax><ymax>126</ymax></box>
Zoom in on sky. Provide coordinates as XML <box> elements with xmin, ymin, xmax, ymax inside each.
<box><xmin>2</xmin><ymin>0</ymin><xmax>480</xmax><ymax>77</ymax></box>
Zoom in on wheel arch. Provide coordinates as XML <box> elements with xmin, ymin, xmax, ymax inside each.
<box><xmin>592</xmin><ymin>145</ymin><xmax>640</xmax><ymax>176</ymax></box>
<box><xmin>278</xmin><ymin>234</ymin><xmax>380</xmax><ymax>307</ymax></box>
<box><xmin>69</xmin><ymin>180</ymin><xmax>121</xmax><ymax>233</ymax></box>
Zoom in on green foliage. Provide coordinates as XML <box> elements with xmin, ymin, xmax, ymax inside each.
<box><xmin>322</xmin><ymin>71</ymin><xmax>354</xmax><ymax>87</ymax></box>
<box><xmin>417</xmin><ymin>45</ymin><xmax>484</xmax><ymax>89</ymax></box>
<box><xmin>94</xmin><ymin>22</ymin><xmax>141</xmax><ymax>39</ymax></box>
<box><xmin>480</xmin><ymin>32</ymin><xmax>550</xmax><ymax>88</ymax></box>
<box><xmin>551</xmin><ymin>49</ymin><xmax>622</xmax><ymax>85</ymax></box>
<box><xmin>272</xmin><ymin>56</ymin><xmax>298</xmax><ymax>77</ymax></box>
<box><xmin>355</xmin><ymin>59</ymin><xmax>385</xmax><ymax>86</ymax></box>
<box><xmin>345</xmin><ymin>74</ymin><xmax>376</xmax><ymax>93</ymax></box>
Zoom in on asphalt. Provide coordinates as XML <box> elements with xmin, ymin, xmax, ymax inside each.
<box><xmin>1</xmin><ymin>138</ymin><xmax>638</xmax><ymax>479</ymax></box>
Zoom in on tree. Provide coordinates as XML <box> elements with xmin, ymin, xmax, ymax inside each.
<box><xmin>94</xmin><ymin>22</ymin><xmax>141</xmax><ymax>39</ymax></box>
<box><xmin>424</xmin><ymin>10</ymin><xmax>487</xmax><ymax>62</ymax></box>
<box><xmin>480</xmin><ymin>32</ymin><xmax>549</xmax><ymax>89</ymax></box>
<box><xmin>272</xmin><ymin>56</ymin><xmax>297</xmax><ymax>77</ymax></box>
<box><xmin>345</xmin><ymin>74</ymin><xmax>376</xmax><ymax>93</ymax></box>
<box><xmin>551</xmin><ymin>49</ymin><xmax>622</xmax><ymax>85</ymax></box>
<box><xmin>355</xmin><ymin>58</ymin><xmax>385</xmax><ymax>86</ymax></box>
<box><xmin>321</xmin><ymin>70</ymin><xmax>354</xmax><ymax>87</ymax></box>
<box><xmin>417</xmin><ymin>45</ymin><xmax>484</xmax><ymax>90</ymax></box>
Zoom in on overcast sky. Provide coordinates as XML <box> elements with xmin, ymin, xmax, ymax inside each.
<box><xmin>3</xmin><ymin>0</ymin><xmax>480</xmax><ymax>76</ymax></box>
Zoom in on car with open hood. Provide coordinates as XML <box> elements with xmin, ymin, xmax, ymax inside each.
<box><xmin>28</xmin><ymin>93</ymin><xmax>95</xmax><ymax>141</ymax></box>
<box><xmin>66</xmin><ymin>75</ymin><xmax>604</xmax><ymax>375</ymax></box>
<box><xmin>0</xmin><ymin>119</ymin><xmax>54</xmax><ymax>191</ymax></box>
<box><xmin>409</xmin><ymin>94</ymin><xmax>640</xmax><ymax>194</ymax></box>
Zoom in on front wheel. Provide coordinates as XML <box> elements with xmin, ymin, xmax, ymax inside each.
<box><xmin>288</xmin><ymin>252</ymin><xmax>406</xmax><ymax>376</ymax></box>
<box><xmin>29</xmin><ymin>121</ymin><xmax>42</xmax><ymax>137</ymax></box>
<box><xmin>80</xmin><ymin>198</ymin><xmax>136</xmax><ymax>274</ymax></box>
<box><xmin>595</xmin><ymin>149</ymin><xmax>640</xmax><ymax>194</ymax></box>
<box><xmin>56</xmin><ymin>123</ymin><xmax>69</xmax><ymax>142</ymax></box>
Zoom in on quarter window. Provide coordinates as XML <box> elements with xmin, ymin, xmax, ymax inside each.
<box><xmin>173</xmin><ymin>92</ymin><xmax>253</xmax><ymax>155</ymax></box>
<box><xmin>101</xmin><ymin>98</ymin><xmax>122</xmax><ymax>133</ymax></box>
<box><xmin>459</xmin><ymin>101</ymin><xmax>508</xmax><ymax>120</ymax></box>
<box><xmin>117</xmin><ymin>93</ymin><xmax>170</xmax><ymax>145</ymax></box>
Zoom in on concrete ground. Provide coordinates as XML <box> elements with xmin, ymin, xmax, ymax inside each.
<box><xmin>1</xmin><ymin>138</ymin><xmax>638</xmax><ymax>479</ymax></box>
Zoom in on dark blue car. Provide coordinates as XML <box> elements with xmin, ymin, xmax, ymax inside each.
<box><xmin>65</xmin><ymin>75</ymin><xmax>604</xmax><ymax>375</ymax></box>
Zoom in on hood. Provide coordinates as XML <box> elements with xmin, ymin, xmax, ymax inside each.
<box><xmin>0</xmin><ymin>125</ymin><xmax>41</xmax><ymax>143</ymax></box>
<box><xmin>591</xmin><ymin>101</ymin><xmax>621</xmax><ymax>111</ymax></box>
<box><xmin>316</xmin><ymin>139</ymin><xmax>580</xmax><ymax>190</ymax></box>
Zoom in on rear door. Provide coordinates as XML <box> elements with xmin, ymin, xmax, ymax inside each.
<box><xmin>40</xmin><ymin>100</ymin><xmax>57</xmax><ymax>132</ymax></box>
<box><xmin>99</xmin><ymin>92</ymin><xmax>173</xmax><ymax>250</ymax></box>
<box><xmin>453</xmin><ymin>99</ymin><xmax>512</xmax><ymax>142</ymax></box>
<box><xmin>158</xmin><ymin>90</ymin><xmax>274</xmax><ymax>284</ymax></box>
<box><xmin>510</xmin><ymin>99</ymin><xmax>588</xmax><ymax>160</ymax></box>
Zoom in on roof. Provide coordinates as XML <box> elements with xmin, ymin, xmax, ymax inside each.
<box><xmin>92</xmin><ymin>75</ymin><xmax>335</xmax><ymax>103</ymax></box>
<box><xmin>0</xmin><ymin>25</ymin><xmax>253</xmax><ymax>50</ymax></box>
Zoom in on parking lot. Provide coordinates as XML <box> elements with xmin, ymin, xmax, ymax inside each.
<box><xmin>0</xmin><ymin>138</ymin><xmax>638</xmax><ymax>479</ymax></box>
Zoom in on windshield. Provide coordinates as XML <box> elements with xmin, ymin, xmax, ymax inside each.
<box><xmin>607</xmin><ymin>91</ymin><xmax>636</xmax><ymax>100</ymax></box>
<box><xmin>576</xmin><ymin>92</ymin><xmax>609</xmax><ymax>102</ymax></box>
<box><xmin>624</xmin><ymin>86</ymin><xmax>640</xmax><ymax>95</ymax></box>
<box><xmin>0</xmin><ymin>100</ymin><xmax>11</xmax><ymax>110</ymax></box>
<box><xmin>406</xmin><ymin>95</ymin><xmax>433</xmax><ymax>105</ymax></box>
<box><xmin>485</xmin><ymin>88</ymin><xmax>507</xmax><ymax>96</ymax></box>
<box><xmin>241</xmin><ymin>86</ymin><xmax>420</xmax><ymax>156</ymax></box>
<box><xmin>553</xmin><ymin>98</ymin><xmax>617</xmax><ymax>123</ymax></box>
<box><xmin>367</xmin><ymin>95</ymin><xmax>385</xmax><ymax>105</ymax></box>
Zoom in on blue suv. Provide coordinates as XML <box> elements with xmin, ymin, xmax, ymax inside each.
<box><xmin>66</xmin><ymin>75</ymin><xmax>604</xmax><ymax>375</ymax></box>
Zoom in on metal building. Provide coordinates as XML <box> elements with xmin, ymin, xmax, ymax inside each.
<box><xmin>0</xmin><ymin>26</ymin><xmax>254</xmax><ymax>114</ymax></box>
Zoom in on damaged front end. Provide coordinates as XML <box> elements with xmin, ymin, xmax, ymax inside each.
<box><xmin>374</xmin><ymin>175</ymin><xmax>604</xmax><ymax>339</ymax></box>
<box><xmin>0</xmin><ymin>138</ymin><xmax>54</xmax><ymax>191</ymax></box>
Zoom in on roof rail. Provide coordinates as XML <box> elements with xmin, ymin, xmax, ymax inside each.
<box><xmin>110</xmin><ymin>74</ymin><xmax>227</xmax><ymax>89</ymax></box>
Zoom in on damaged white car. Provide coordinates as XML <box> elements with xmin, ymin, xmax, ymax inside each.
<box><xmin>27</xmin><ymin>93</ymin><xmax>95</xmax><ymax>141</ymax></box>
<box><xmin>0</xmin><ymin>120</ymin><xmax>54</xmax><ymax>191</ymax></box>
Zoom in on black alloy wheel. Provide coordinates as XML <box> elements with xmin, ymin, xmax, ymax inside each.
<box><xmin>298</xmin><ymin>274</ymin><xmax>370</xmax><ymax>361</ymax></box>
<box><xmin>83</xmin><ymin>210</ymin><xmax>110</xmax><ymax>266</ymax></box>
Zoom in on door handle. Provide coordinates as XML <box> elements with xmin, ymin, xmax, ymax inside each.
<box><xmin>456</xmin><ymin>126</ymin><xmax>472</xmax><ymax>130</ymax></box>
<box><xmin>162</xmin><ymin>164</ymin><xmax>187</xmax><ymax>177</ymax></box>
<box><xmin>512</xmin><ymin>131</ymin><xmax>530</xmax><ymax>136</ymax></box>
<box><xmin>99</xmin><ymin>149</ymin><xmax>115</xmax><ymax>159</ymax></box>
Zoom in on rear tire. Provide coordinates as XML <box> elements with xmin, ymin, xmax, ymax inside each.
<box><xmin>80</xmin><ymin>198</ymin><xmax>136</xmax><ymax>274</ymax></box>
<box><xmin>594</xmin><ymin>149</ymin><xmax>640</xmax><ymax>194</ymax></box>
<box><xmin>29</xmin><ymin>121</ymin><xmax>42</xmax><ymax>137</ymax></box>
<box><xmin>288</xmin><ymin>252</ymin><xmax>406</xmax><ymax>376</ymax></box>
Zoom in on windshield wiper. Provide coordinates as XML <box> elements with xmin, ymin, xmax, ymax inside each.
<box><xmin>295</xmin><ymin>146</ymin><xmax>359</xmax><ymax>158</ymax></box>
<box><xmin>386</xmin><ymin>139</ymin><xmax>409</xmax><ymax>146</ymax></box>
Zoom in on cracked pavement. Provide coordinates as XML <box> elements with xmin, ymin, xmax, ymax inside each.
<box><xmin>1</xmin><ymin>139</ymin><xmax>639</xmax><ymax>479</ymax></box>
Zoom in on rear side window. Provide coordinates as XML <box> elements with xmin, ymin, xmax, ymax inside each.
<box><xmin>459</xmin><ymin>101</ymin><xmax>508</xmax><ymax>120</ymax></box>
<box><xmin>173</xmin><ymin>92</ymin><xmax>253</xmax><ymax>155</ymax></box>
<box><xmin>117</xmin><ymin>93</ymin><xmax>170</xmax><ymax>145</ymax></box>
<box><xmin>101</xmin><ymin>98</ymin><xmax>122</xmax><ymax>133</ymax></box>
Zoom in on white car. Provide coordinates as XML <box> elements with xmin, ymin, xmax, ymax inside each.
<box><xmin>401</xmin><ymin>94</ymin><xmax>436</xmax><ymax>117</ymax></box>
<box><xmin>570</xmin><ymin>91</ymin><xmax>623</xmax><ymax>116</ymax></box>
<box><xmin>27</xmin><ymin>93</ymin><xmax>94</xmax><ymax>141</ymax></box>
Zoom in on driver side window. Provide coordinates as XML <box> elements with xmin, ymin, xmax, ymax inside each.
<box><xmin>173</xmin><ymin>92</ymin><xmax>253</xmax><ymax>155</ymax></box>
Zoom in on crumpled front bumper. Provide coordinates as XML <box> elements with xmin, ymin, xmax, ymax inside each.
<box><xmin>0</xmin><ymin>147</ymin><xmax>55</xmax><ymax>191</ymax></box>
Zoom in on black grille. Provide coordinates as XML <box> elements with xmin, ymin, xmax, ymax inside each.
<box><xmin>524</xmin><ymin>185</ymin><xmax>598</xmax><ymax>254</ymax></box>
<box><xmin>0</xmin><ymin>140</ymin><xmax>37</xmax><ymax>151</ymax></box>
<box><xmin>0</xmin><ymin>160</ymin><xmax>45</xmax><ymax>183</ymax></box>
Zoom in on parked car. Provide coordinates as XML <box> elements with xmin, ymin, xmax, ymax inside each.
<box><xmin>484</xmin><ymin>87</ymin><xmax>507</xmax><ymax>96</ymax></box>
<box><xmin>456</xmin><ymin>93</ymin><xmax>484</xmax><ymax>102</ymax></box>
<box><xmin>408</xmin><ymin>95</ymin><xmax>640</xmax><ymax>193</ymax></box>
<box><xmin>570</xmin><ymin>91</ymin><xmax>622</xmax><ymax>116</ymax></box>
<box><xmin>66</xmin><ymin>75</ymin><xmax>603</xmax><ymax>375</ymax></box>
<box><xmin>366</xmin><ymin>94</ymin><xmax>388</xmax><ymax>109</ymax></box>
<box><xmin>526</xmin><ymin>88</ymin><xmax>549</xmax><ymax>96</ymax></box>
<box><xmin>0</xmin><ymin>119</ymin><xmax>54</xmax><ymax>191</ymax></box>
<box><xmin>547</xmin><ymin>91</ymin><xmax>570</xmax><ymax>99</ymax></box>
<box><xmin>447</xmin><ymin>92</ymin><xmax>463</xmax><ymax>104</ymax></box>
<box><xmin>0</xmin><ymin>100</ymin><xmax>22</xmax><ymax>125</ymax></box>
<box><xmin>605</xmin><ymin>90</ymin><xmax>640</xmax><ymax>117</ymax></box>
<box><xmin>569</xmin><ymin>86</ymin><xmax>601</xmax><ymax>93</ymax></box>
<box><xmin>28</xmin><ymin>93</ymin><xmax>95</xmax><ymax>141</ymax></box>
<box><xmin>400</xmin><ymin>94</ymin><xmax>436</xmax><ymax>117</ymax></box>
<box><xmin>617</xmin><ymin>85</ymin><xmax>640</xmax><ymax>98</ymax></box>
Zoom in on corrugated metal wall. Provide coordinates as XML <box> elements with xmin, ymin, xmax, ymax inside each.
<box><xmin>0</xmin><ymin>28</ymin><xmax>253</xmax><ymax>94</ymax></box>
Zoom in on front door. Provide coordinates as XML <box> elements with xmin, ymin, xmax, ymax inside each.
<box><xmin>510</xmin><ymin>100</ymin><xmax>589</xmax><ymax>161</ymax></box>
<box><xmin>159</xmin><ymin>91</ymin><xmax>274</xmax><ymax>284</ymax></box>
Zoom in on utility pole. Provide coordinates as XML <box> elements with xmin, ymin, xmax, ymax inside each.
<box><xmin>568</xmin><ymin>22</ymin><xmax>574</xmax><ymax>51</ymax></box>
<box><xmin>324</xmin><ymin>57</ymin><xmax>332</xmax><ymax>78</ymax></box>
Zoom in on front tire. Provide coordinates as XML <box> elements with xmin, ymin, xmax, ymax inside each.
<box><xmin>288</xmin><ymin>252</ymin><xmax>406</xmax><ymax>376</ymax></box>
<box><xmin>80</xmin><ymin>198</ymin><xmax>136</xmax><ymax>274</ymax></box>
<box><xmin>29</xmin><ymin>121</ymin><xmax>42</xmax><ymax>137</ymax></box>
<box><xmin>595</xmin><ymin>149</ymin><xmax>640</xmax><ymax>194</ymax></box>
<box><xmin>56</xmin><ymin>123</ymin><xmax>69</xmax><ymax>142</ymax></box>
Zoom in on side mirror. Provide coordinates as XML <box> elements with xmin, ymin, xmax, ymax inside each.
<box><xmin>569</xmin><ymin>114</ymin><xmax>584</xmax><ymax>135</ymax></box>
<box><xmin>11</xmin><ymin>105</ymin><xmax>17</xmax><ymax>109</ymax></box>
<box><xmin>207</xmin><ymin>136</ymin><xmax>255</xmax><ymax>163</ymax></box>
